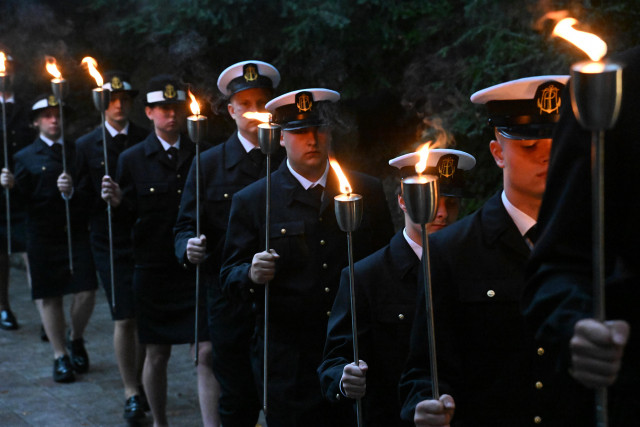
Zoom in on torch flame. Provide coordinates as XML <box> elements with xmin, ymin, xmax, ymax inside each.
<box><xmin>329</xmin><ymin>157</ymin><xmax>352</xmax><ymax>195</ymax></box>
<box><xmin>81</xmin><ymin>57</ymin><xmax>103</xmax><ymax>87</ymax></box>
<box><xmin>415</xmin><ymin>142</ymin><xmax>432</xmax><ymax>175</ymax></box>
<box><xmin>45</xmin><ymin>56</ymin><xmax>62</xmax><ymax>79</ymax></box>
<box><xmin>0</xmin><ymin>52</ymin><xmax>5</xmax><ymax>74</ymax></box>
<box><xmin>243</xmin><ymin>112</ymin><xmax>272</xmax><ymax>123</ymax></box>
<box><xmin>552</xmin><ymin>18</ymin><xmax>607</xmax><ymax>62</ymax></box>
<box><xmin>188</xmin><ymin>90</ymin><xmax>200</xmax><ymax>116</ymax></box>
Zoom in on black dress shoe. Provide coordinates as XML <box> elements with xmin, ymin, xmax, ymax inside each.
<box><xmin>0</xmin><ymin>309</ymin><xmax>18</xmax><ymax>330</ymax></box>
<box><xmin>123</xmin><ymin>395</ymin><xmax>145</xmax><ymax>420</ymax></box>
<box><xmin>53</xmin><ymin>355</ymin><xmax>76</xmax><ymax>383</ymax></box>
<box><xmin>66</xmin><ymin>332</ymin><xmax>89</xmax><ymax>373</ymax></box>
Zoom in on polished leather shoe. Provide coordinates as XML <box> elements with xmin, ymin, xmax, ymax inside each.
<box><xmin>0</xmin><ymin>309</ymin><xmax>18</xmax><ymax>330</ymax></box>
<box><xmin>53</xmin><ymin>355</ymin><xmax>75</xmax><ymax>383</ymax></box>
<box><xmin>123</xmin><ymin>395</ymin><xmax>145</xmax><ymax>420</ymax></box>
<box><xmin>66</xmin><ymin>332</ymin><xmax>89</xmax><ymax>373</ymax></box>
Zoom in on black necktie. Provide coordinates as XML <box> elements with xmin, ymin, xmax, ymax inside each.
<box><xmin>113</xmin><ymin>134</ymin><xmax>128</xmax><ymax>152</ymax></box>
<box><xmin>51</xmin><ymin>143</ymin><xmax>62</xmax><ymax>156</ymax></box>
<box><xmin>308</xmin><ymin>184</ymin><xmax>324</xmax><ymax>204</ymax></box>
<box><xmin>248</xmin><ymin>148</ymin><xmax>264</xmax><ymax>169</ymax></box>
<box><xmin>167</xmin><ymin>146</ymin><xmax>179</xmax><ymax>168</ymax></box>
<box><xmin>525</xmin><ymin>224</ymin><xmax>540</xmax><ymax>246</ymax></box>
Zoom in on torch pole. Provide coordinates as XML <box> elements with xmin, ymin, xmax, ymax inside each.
<box><xmin>52</xmin><ymin>79</ymin><xmax>73</xmax><ymax>274</ymax></box>
<box><xmin>194</xmin><ymin>141</ymin><xmax>201</xmax><ymax>366</ymax></box>
<box><xmin>346</xmin><ymin>229</ymin><xmax>363</xmax><ymax>427</ymax></box>
<box><xmin>1</xmin><ymin>77</ymin><xmax>10</xmax><ymax>255</ymax></box>
<box><xmin>421</xmin><ymin>224</ymin><xmax>439</xmax><ymax>399</ymax></box>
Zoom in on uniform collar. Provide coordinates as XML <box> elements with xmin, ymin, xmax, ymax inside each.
<box><xmin>105</xmin><ymin>120</ymin><xmax>130</xmax><ymax>138</ymax></box>
<box><xmin>157</xmin><ymin>134</ymin><xmax>180</xmax><ymax>151</ymax></box>
<box><xmin>40</xmin><ymin>134</ymin><xmax>63</xmax><ymax>146</ymax></box>
<box><xmin>501</xmin><ymin>190</ymin><xmax>536</xmax><ymax>237</ymax></box>
<box><xmin>286</xmin><ymin>159</ymin><xmax>329</xmax><ymax>190</ymax></box>
<box><xmin>237</xmin><ymin>131</ymin><xmax>259</xmax><ymax>153</ymax></box>
<box><xmin>402</xmin><ymin>228</ymin><xmax>422</xmax><ymax>260</ymax></box>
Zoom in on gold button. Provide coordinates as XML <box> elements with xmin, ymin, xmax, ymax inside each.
<box><xmin>320</xmin><ymin>239</ymin><xmax>326</xmax><ymax>245</ymax></box>
<box><xmin>326</xmin><ymin>311</ymin><xmax>331</xmax><ymax>317</ymax></box>
<box><xmin>537</xmin><ymin>347</ymin><xmax>545</xmax><ymax>356</ymax></box>
<box><xmin>322</xmin><ymin>263</ymin><xmax>328</xmax><ymax>269</ymax></box>
<box><xmin>281</xmin><ymin>228</ymin><xmax>286</xmax><ymax>235</ymax></box>
<box><xmin>398</xmin><ymin>314</ymin><xmax>405</xmax><ymax>320</ymax></box>
<box><xmin>487</xmin><ymin>290</ymin><xmax>495</xmax><ymax>297</ymax></box>
<box><xmin>224</xmin><ymin>193</ymin><xmax>229</xmax><ymax>199</ymax></box>
<box><xmin>42</xmin><ymin>166</ymin><xmax>46</xmax><ymax>171</ymax></box>
<box><xmin>535</xmin><ymin>381</ymin><xmax>543</xmax><ymax>389</ymax></box>
<box><xmin>324</xmin><ymin>287</ymin><xmax>330</xmax><ymax>293</ymax></box>
<box><xmin>177</xmin><ymin>174</ymin><xmax>181</xmax><ymax>178</ymax></box>
<box><xmin>534</xmin><ymin>416</ymin><xmax>542</xmax><ymax>424</ymax></box>
<box><xmin>178</xmin><ymin>189</ymin><xmax>182</xmax><ymax>194</ymax></box>
<box><xmin>150</xmin><ymin>187</ymin><xmax>155</xmax><ymax>193</ymax></box>
<box><xmin>335</xmin><ymin>393</ymin><xmax>340</xmax><ymax>400</ymax></box>
<box><xmin>249</xmin><ymin>288</ymin><xmax>255</xmax><ymax>294</ymax></box>
<box><xmin>101</xmin><ymin>161</ymin><xmax>104</xmax><ymax>166</ymax></box>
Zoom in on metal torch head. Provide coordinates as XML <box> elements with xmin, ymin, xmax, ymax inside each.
<box><xmin>258</xmin><ymin>123</ymin><xmax>282</xmax><ymax>155</ymax></box>
<box><xmin>91</xmin><ymin>88</ymin><xmax>111</xmax><ymax>112</ymax></box>
<box><xmin>334</xmin><ymin>194</ymin><xmax>363</xmax><ymax>232</ymax></box>
<box><xmin>401</xmin><ymin>175</ymin><xmax>440</xmax><ymax>225</ymax></box>
<box><xmin>570</xmin><ymin>61</ymin><xmax>623</xmax><ymax>131</ymax></box>
<box><xmin>51</xmin><ymin>78</ymin><xmax>69</xmax><ymax>101</ymax></box>
<box><xmin>187</xmin><ymin>115</ymin><xmax>208</xmax><ymax>144</ymax></box>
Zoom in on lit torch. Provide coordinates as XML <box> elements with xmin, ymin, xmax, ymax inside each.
<box><xmin>0</xmin><ymin>52</ymin><xmax>11</xmax><ymax>254</ymax></box>
<box><xmin>242</xmin><ymin>110</ymin><xmax>280</xmax><ymax>414</ymax></box>
<box><xmin>46</xmin><ymin>56</ymin><xmax>73</xmax><ymax>273</ymax></box>
<box><xmin>401</xmin><ymin>142</ymin><xmax>440</xmax><ymax>399</ymax></box>
<box><xmin>330</xmin><ymin>157</ymin><xmax>364</xmax><ymax>427</ymax></box>
<box><xmin>81</xmin><ymin>56</ymin><xmax>116</xmax><ymax>309</ymax></box>
<box><xmin>551</xmin><ymin>17</ymin><xmax>622</xmax><ymax>427</ymax></box>
<box><xmin>186</xmin><ymin>89</ymin><xmax>207</xmax><ymax>366</ymax></box>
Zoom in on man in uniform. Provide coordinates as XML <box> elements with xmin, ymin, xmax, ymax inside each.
<box><xmin>0</xmin><ymin>52</ymin><xmax>34</xmax><ymax>330</ymax></box>
<box><xmin>101</xmin><ymin>75</ymin><xmax>216</xmax><ymax>426</ymax></box>
<box><xmin>75</xmin><ymin>71</ymin><xmax>149</xmax><ymax>421</ymax></box>
<box><xmin>319</xmin><ymin>148</ymin><xmax>475</xmax><ymax>426</ymax></box>
<box><xmin>524</xmin><ymin>46</ymin><xmax>640</xmax><ymax>425</ymax></box>
<box><xmin>399</xmin><ymin>76</ymin><xmax>583</xmax><ymax>426</ymax></box>
<box><xmin>220</xmin><ymin>88</ymin><xmax>394</xmax><ymax>426</ymax></box>
<box><xmin>2</xmin><ymin>94</ymin><xmax>98</xmax><ymax>383</ymax></box>
<box><xmin>174</xmin><ymin>60</ymin><xmax>284</xmax><ymax>427</ymax></box>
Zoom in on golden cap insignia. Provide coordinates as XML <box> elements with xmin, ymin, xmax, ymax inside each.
<box><xmin>537</xmin><ymin>84</ymin><xmax>561</xmax><ymax>115</ymax></box>
<box><xmin>164</xmin><ymin>84</ymin><xmax>177</xmax><ymax>99</ymax></box>
<box><xmin>111</xmin><ymin>76</ymin><xmax>123</xmax><ymax>90</ymax></box>
<box><xmin>47</xmin><ymin>95</ymin><xmax>58</xmax><ymax>107</ymax></box>
<box><xmin>438</xmin><ymin>155</ymin><xmax>457</xmax><ymax>178</ymax></box>
<box><xmin>296</xmin><ymin>92</ymin><xmax>313</xmax><ymax>112</ymax></box>
<box><xmin>244</xmin><ymin>64</ymin><xmax>258</xmax><ymax>82</ymax></box>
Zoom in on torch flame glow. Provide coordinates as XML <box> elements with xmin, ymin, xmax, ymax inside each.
<box><xmin>0</xmin><ymin>52</ymin><xmax>5</xmax><ymax>74</ymax></box>
<box><xmin>552</xmin><ymin>18</ymin><xmax>607</xmax><ymax>62</ymax></box>
<box><xmin>329</xmin><ymin>157</ymin><xmax>352</xmax><ymax>195</ymax></box>
<box><xmin>243</xmin><ymin>112</ymin><xmax>272</xmax><ymax>123</ymax></box>
<box><xmin>45</xmin><ymin>56</ymin><xmax>62</xmax><ymax>79</ymax></box>
<box><xmin>415</xmin><ymin>142</ymin><xmax>432</xmax><ymax>175</ymax></box>
<box><xmin>188</xmin><ymin>90</ymin><xmax>200</xmax><ymax>116</ymax></box>
<box><xmin>81</xmin><ymin>57</ymin><xmax>103</xmax><ymax>87</ymax></box>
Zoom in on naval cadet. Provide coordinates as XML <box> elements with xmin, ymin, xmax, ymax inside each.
<box><xmin>0</xmin><ymin>52</ymin><xmax>35</xmax><ymax>330</ymax></box>
<box><xmin>174</xmin><ymin>60</ymin><xmax>284</xmax><ymax>427</ymax></box>
<box><xmin>220</xmin><ymin>88</ymin><xmax>394</xmax><ymax>426</ymax></box>
<box><xmin>75</xmin><ymin>70</ymin><xmax>149</xmax><ymax>421</ymax></box>
<box><xmin>2</xmin><ymin>94</ymin><xmax>98</xmax><ymax>383</ymax></box>
<box><xmin>319</xmin><ymin>148</ymin><xmax>475</xmax><ymax>426</ymax></box>
<box><xmin>101</xmin><ymin>74</ymin><xmax>215</xmax><ymax>426</ymax></box>
<box><xmin>398</xmin><ymin>76</ymin><xmax>587</xmax><ymax>426</ymax></box>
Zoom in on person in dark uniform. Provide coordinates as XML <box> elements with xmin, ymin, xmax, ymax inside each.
<box><xmin>75</xmin><ymin>70</ymin><xmax>149</xmax><ymax>421</ymax></box>
<box><xmin>101</xmin><ymin>74</ymin><xmax>215</xmax><ymax>427</ymax></box>
<box><xmin>318</xmin><ymin>148</ymin><xmax>475</xmax><ymax>426</ymax></box>
<box><xmin>1</xmin><ymin>94</ymin><xmax>98</xmax><ymax>383</ymax></box>
<box><xmin>0</xmin><ymin>52</ymin><xmax>34</xmax><ymax>330</ymax></box>
<box><xmin>398</xmin><ymin>76</ymin><xmax>589</xmax><ymax>426</ymax></box>
<box><xmin>174</xmin><ymin>60</ymin><xmax>284</xmax><ymax>427</ymax></box>
<box><xmin>220</xmin><ymin>88</ymin><xmax>394</xmax><ymax>426</ymax></box>
<box><xmin>523</xmin><ymin>46</ymin><xmax>640</xmax><ymax>426</ymax></box>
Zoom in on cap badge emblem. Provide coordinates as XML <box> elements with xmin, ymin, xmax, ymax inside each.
<box><xmin>296</xmin><ymin>92</ymin><xmax>313</xmax><ymax>112</ymax></box>
<box><xmin>438</xmin><ymin>155</ymin><xmax>457</xmax><ymax>178</ymax></box>
<box><xmin>47</xmin><ymin>95</ymin><xmax>59</xmax><ymax>107</ymax></box>
<box><xmin>164</xmin><ymin>84</ymin><xmax>177</xmax><ymax>99</ymax></box>
<box><xmin>537</xmin><ymin>84</ymin><xmax>561</xmax><ymax>115</ymax></box>
<box><xmin>111</xmin><ymin>76</ymin><xmax>123</xmax><ymax>90</ymax></box>
<box><xmin>244</xmin><ymin>64</ymin><xmax>258</xmax><ymax>82</ymax></box>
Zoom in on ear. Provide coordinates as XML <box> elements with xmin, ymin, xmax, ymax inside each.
<box><xmin>489</xmin><ymin>139</ymin><xmax>505</xmax><ymax>169</ymax></box>
<box><xmin>227</xmin><ymin>102</ymin><xmax>235</xmax><ymax>120</ymax></box>
<box><xmin>280</xmin><ymin>132</ymin><xmax>285</xmax><ymax>147</ymax></box>
<box><xmin>397</xmin><ymin>193</ymin><xmax>407</xmax><ymax>213</ymax></box>
<box><xmin>144</xmin><ymin>106</ymin><xmax>154</xmax><ymax>120</ymax></box>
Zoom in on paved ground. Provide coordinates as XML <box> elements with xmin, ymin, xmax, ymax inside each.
<box><xmin>0</xmin><ymin>261</ymin><xmax>264</xmax><ymax>427</ymax></box>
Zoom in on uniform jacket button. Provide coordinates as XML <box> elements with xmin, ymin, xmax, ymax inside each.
<box><xmin>322</xmin><ymin>263</ymin><xmax>328</xmax><ymax>269</ymax></box>
<box><xmin>177</xmin><ymin>189</ymin><xmax>182</xmax><ymax>194</ymax></box>
<box><xmin>487</xmin><ymin>290</ymin><xmax>495</xmax><ymax>297</ymax></box>
<box><xmin>398</xmin><ymin>314</ymin><xmax>405</xmax><ymax>320</ymax></box>
<box><xmin>320</xmin><ymin>239</ymin><xmax>326</xmax><ymax>245</ymax></box>
<box><xmin>335</xmin><ymin>393</ymin><xmax>341</xmax><ymax>400</ymax></box>
<box><xmin>150</xmin><ymin>187</ymin><xmax>155</xmax><ymax>193</ymax></box>
<box><xmin>537</xmin><ymin>347</ymin><xmax>545</xmax><ymax>356</ymax></box>
<box><xmin>42</xmin><ymin>166</ymin><xmax>46</xmax><ymax>170</ymax></box>
<box><xmin>535</xmin><ymin>381</ymin><xmax>543</xmax><ymax>389</ymax></box>
<box><xmin>324</xmin><ymin>287</ymin><xmax>330</xmax><ymax>293</ymax></box>
<box><xmin>177</xmin><ymin>174</ymin><xmax>181</xmax><ymax>178</ymax></box>
<box><xmin>326</xmin><ymin>311</ymin><xmax>331</xmax><ymax>317</ymax></box>
<box><xmin>224</xmin><ymin>193</ymin><xmax>229</xmax><ymax>199</ymax></box>
<box><xmin>249</xmin><ymin>288</ymin><xmax>255</xmax><ymax>294</ymax></box>
<box><xmin>281</xmin><ymin>228</ymin><xmax>286</xmax><ymax>235</ymax></box>
<box><xmin>534</xmin><ymin>416</ymin><xmax>542</xmax><ymax>424</ymax></box>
